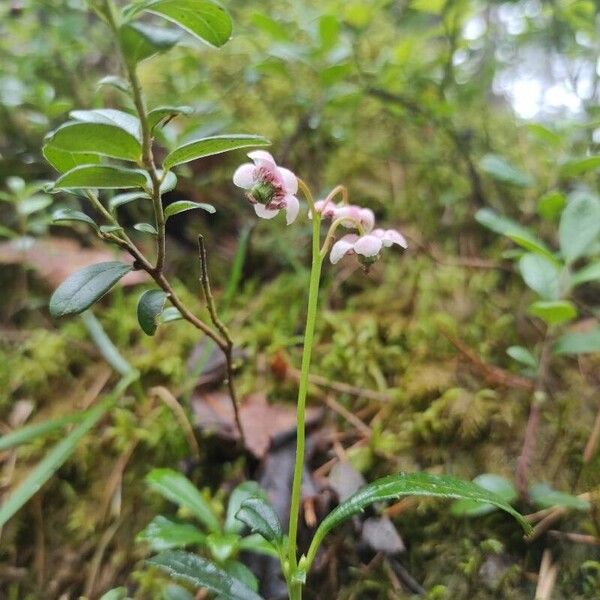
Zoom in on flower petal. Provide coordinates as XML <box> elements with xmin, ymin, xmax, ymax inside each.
<box><xmin>330</xmin><ymin>234</ymin><xmax>359</xmax><ymax>264</ymax></box>
<box><xmin>248</xmin><ymin>150</ymin><xmax>276</xmax><ymax>167</ymax></box>
<box><xmin>233</xmin><ymin>164</ymin><xmax>256</xmax><ymax>189</ymax></box>
<box><xmin>359</xmin><ymin>208</ymin><xmax>375</xmax><ymax>232</ymax></box>
<box><xmin>381</xmin><ymin>229</ymin><xmax>408</xmax><ymax>248</ymax></box>
<box><xmin>254</xmin><ymin>203</ymin><xmax>279</xmax><ymax>219</ymax></box>
<box><xmin>278</xmin><ymin>167</ymin><xmax>298</xmax><ymax>194</ymax></box>
<box><xmin>284</xmin><ymin>195</ymin><xmax>300</xmax><ymax>225</ymax></box>
<box><xmin>354</xmin><ymin>234</ymin><xmax>382</xmax><ymax>257</ymax></box>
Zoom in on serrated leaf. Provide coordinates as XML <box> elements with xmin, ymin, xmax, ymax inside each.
<box><xmin>52</xmin><ymin>208</ymin><xmax>98</xmax><ymax>230</ymax></box>
<box><xmin>506</xmin><ymin>346</ymin><xmax>537</xmax><ymax>368</ymax></box>
<box><xmin>43</xmin><ymin>143</ymin><xmax>102</xmax><ymax>174</ymax></box>
<box><xmin>223</xmin><ymin>560</ymin><xmax>258</xmax><ymax>592</ymax></box>
<box><xmin>55</xmin><ymin>165</ymin><xmax>148</xmax><ymax>190</ymax></box>
<box><xmin>571</xmin><ymin>262</ymin><xmax>600</xmax><ymax>287</ymax></box>
<box><xmin>206</xmin><ymin>532</ymin><xmax>240</xmax><ymax>563</ymax></box>
<box><xmin>479</xmin><ymin>154</ymin><xmax>534</xmax><ymax>187</ymax></box>
<box><xmin>142</xmin><ymin>0</ymin><xmax>233</xmax><ymax>48</ymax></box>
<box><xmin>235</xmin><ymin>497</ymin><xmax>283</xmax><ymax>547</ymax></box>
<box><xmin>70</xmin><ymin>108</ymin><xmax>141</xmax><ymax>141</ymax></box>
<box><xmin>137</xmin><ymin>289</ymin><xmax>167</xmax><ymax>335</ymax></box>
<box><xmin>225</xmin><ymin>482</ymin><xmax>264</xmax><ymax>534</ymax></box>
<box><xmin>146</xmin><ymin>469</ymin><xmax>220</xmax><ymax>532</ymax></box>
<box><xmin>109</xmin><ymin>191</ymin><xmax>150</xmax><ymax>211</ymax></box>
<box><xmin>305</xmin><ymin>472</ymin><xmax>531</xmax><ymax>568</ymax></box>
<box><xmin>451</xmin><ymin>474</ymin><xmax>518</xmax><ymax>517</ymax></box>
<box><xmin>165</xmin><ymin>200</ymin><xmax>215</xmax><ymax>219</ymax></box>
<box><xmin>529</xmin><ymin>483</ymin><xmax>590</xmax><ymax>510</ymax></box>
<box><xmin>559</xmin><ymin>195</ymin><xmax>600</xmax><ymax>263</ymax></box>
<box><xmin>559</xmin><ymin>156</ymin><xmax>600</xmax><ymax>178</ymax></box>
<box><xmin>518</xmin><ymin>253</ymin><xmax>562</xmax><ymax>300</ymax></box>
<box><xmin>49</xmin><ymin>261</ymin><xmax>133</xmax><ymax>317</ymax></box>
<box><xmin>528</xmin><ymin>300</ymin><xmax>577</xmax><ymax>325</ymax></box>
<box><xmin>148</xmin><ymin>105</ymin><xmax>193</xmax><ymax>130</ymax></box>
<box><xmin>164</xmin><ymin>135</ymin><xmax>270</xmax><ymax>168</ymax></box>
<box><xmin>134</xmin><ymin>222</ymin><xmax>158</xmax><ymax>234</ymax></box>
<box><xmin>46</xmin><ymin>122</ymin><xmax>141</xmax><ymax>161</ymax></box>
<box><xmin>553</xmin><ymin>329</ymin><xmax>600</xmax><ymax>355</ymax></box>
<box><xmin>147</xmin><ymin>551</ymin><xmax>263</xmax><ymax>600</ymax></box>
<box><xmin>120</xmin><ymin>21</ymin><xmax>181</xmax><ymax>64</ymax></box>
<box><xmin>137</xmin><ymin>515</ymin><xmax>206</xmax><ymax>550</ymax></box>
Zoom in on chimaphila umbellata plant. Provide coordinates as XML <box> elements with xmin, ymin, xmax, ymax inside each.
<box><xmin>2</xmin><ymin>1</ymin><xmax>531</xmax><ymax>598</ymax></box>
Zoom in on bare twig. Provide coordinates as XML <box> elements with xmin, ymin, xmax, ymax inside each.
<box><xmin>198</xmin><ymin>235</ymin><xmax>245</xmax><ymax>446</ymax></box>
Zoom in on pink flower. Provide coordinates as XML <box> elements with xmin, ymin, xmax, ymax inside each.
<box><xmin>330</xmin><ymin>228</ymin><xmax>407</xmax><ymax>265</ymax></box>
<box><xmin>313</xmin><ymin>200</ymin><xmax>375</xmax><ymax>232</ymax></box>
<box><xmin>233</xmin><ymin>151</ymin><xmax>299</xmax><ymax>225</ymax></box>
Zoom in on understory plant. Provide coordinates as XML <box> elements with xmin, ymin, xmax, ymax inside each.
<box><xmin>1</xmin><ymin>1</ymin><xmax>531</xmax><ymax>598</ymax></box>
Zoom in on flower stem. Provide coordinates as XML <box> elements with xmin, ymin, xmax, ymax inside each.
<box><xmin>287</xmin><ymin>201</ymin><xmax>323</xmax><ymax>591</ymax></box>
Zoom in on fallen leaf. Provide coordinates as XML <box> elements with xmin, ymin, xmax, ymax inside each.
<box><xmin>0</xmin><ymin>237</ymin><xmax>147</xmax><ymax>287</ymax></box>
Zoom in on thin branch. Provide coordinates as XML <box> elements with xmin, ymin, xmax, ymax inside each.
<box><xmin>198</xmin><ymin>235</ymin><xmax>245</xmax><ymax>446</ymax></box>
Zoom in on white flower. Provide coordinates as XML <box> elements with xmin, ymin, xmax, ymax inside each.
<box><xmin>233</xmin><ymin>151</ymin><xmax>300</xmax><ymax>225</ymax></box>
<box><xmin>312</xmin><ymin>200</ymin><xmax>375</xmax><ymax>232</ymax></box>
<box><xmin>330</xmin><ymin>228</ymin><xmax>407</xmax><ymax>264</ymax></box>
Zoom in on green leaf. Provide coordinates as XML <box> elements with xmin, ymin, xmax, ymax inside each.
<box><xmin>165</xmin><ymin>200</ymin><xmax>216</xmax><ymax>219</ymax></box>
<box><xmin>163</xmin><ymin>585</ymin><xmax>194</xmax><ymax>600</ymax></box>
<box><xmin>475</xmin><ymin>208</ymin><xmax>555</xmax><ymax>261</ymax></box>
<box><xmin>235</xmin><ymin>497</ymin><xmax>283</xmax><ymax>547</ymax></box>
<box><xmin>305</xmin><ymin>472</ymin><xmax>531</xmax><ymax>568</ymax></box>
<box><xmin>43</xmin><ymin>143</ymin><xmax>102</xmax><ymax>174</ymax></box>
<box><xmin>137</xmin><ymin>289</ymin><xmax>167</xmax><ymax>335</ymax></box>
<box><xmin>137</xmin><ymin>515</ymin><xmax>206</xmax><ymax>550</ymax></box>
<box><xmin>225</xmin><ymin>482</ymin><xmax>264</xmax><ymax>534</ymax></box>
<box><xmin>206</xmin><ymin>532</ymin><xmax>240</xmax><ymax>563</ymax></box>
<box><xmin>109</xmin><ymin>191</ymin><xmax>150</xmax><ymax>211</ymax></box>
<box><xmin>99</xmin><ymin>587</ymin><xmax>130</xmax><ymax>600</ymax></box>
<box><xmin>142</xmin><ymin>0</ymin><xmax>233</xmax><ymax>48</ymax></box>
<box><xmin>528</xmin><ymin>300</ymin><xmax>577</xmax><ymax>325</ymax></box>
<box><xmin>223</xmin><ymin>560</ymin><xmax>258</xmax><ymax>592</ymax></box>
<box><xmin>69</xmin><ymin>108</ymin><xmax>141</xmax><ymax>141</ymax></box>
<box><xmin>49</xmin><ymin>261</ymin><xmax>133</xmax><ymax>317</ymax></box>
<box><xmin>146</xmin><ymin>469</ymin><xmax>220</xmax><ymax>532</ymax></box>
<box><xmin>160</xmin><ymin>306</ymin><xmax>183</xmax><ymax>324</ymax></box>
<box><xmin>134</xmin><ymin>222</ymin><xmax>158</xmax><ymax>234</ymax></box>
<box><xmin>160</xmin><ymin>171</ymin><xmax>178</xmax><ymax>193</ymax></box>
<box><xmin>479</xmin><ymin>154</ymin><xmax>534</xmax><ymax>187</ymax></box>
<box><xmin>46</xmin><ymin>122</ymin><xmax>141</xmax><ymax>161</ymax></box>
<box><xmin>55</xmin><ymin>165</ymin><xmax>148</xmax><ymax>190</ymax></box>
<box><xmin>553</xmin><ymin>329</ymin><xmax>600</xmax><ymax>355</ymax></box>
<box><xmin>97</xmin><ymin>75</ymin><xmax>130</xmax><ymax>94</ymax></box>
<box><xmin>100</xmin><ymin>225</ymin><xmax>125</xmax><ymax>234</ymax></box>
<box><xmin>571</xmin><ymin>261</ymin><xmax>600</xmax><ymax>287</ymax></box>
<box><xmin>451</xmin><ymin>474</ymin><xmax>518</xmax><ymax>517</ymax></box>
<box><xmin>506</xmin><ymin>346</ymin><xmax>537</xmax><ymax>368</ymax></box>
<box><xmin>237</xmin><ymin>534</ymin><xmax>279</xmax><ymax>558</ymax></box>
<box><xmin>52</xmin><ymin>208</ymin><xmax>98</xmax><ymax>230</ymax></box>
<box><xmin>518</xmin><ymin>253</ymin><xmax>562</xmax><ymax>300</ymax></box>
<box><xmin>0</xmin><ymin>411</ymin><xmax>87</xmax><ymax>451</ymax></box>
<box><xmin>0</xmin><ymin>395</ymin><xmax>116</xmax><ymax>527</ymax></box>
<box><xmin>537</xmin><ymin>190</ymin><xmax>566</xmax><ymax>221</ymax></box>
<box><xmin>18</xmin><ymin>194</ymin><xmax>52</xmax><ymax>216</ymax></box>
<box><xmin>148</xmin><ymin>105</ymin><xmax>194</xmax><ymax>130</ymax></box>
<box><xmin>120</xmin><ymin>21</ymin><xmax>181</xmax><ymax>64</ymax></box>
<box><xmin>559</xmin><ymin>156</ymin><xmax>600</xmax><ymax>178</ymax></box>
<box><xmin>147</xmin><ymin>551</ymin><xmax>263</xmax><ymax>600</ymax></box>
<box><xmin>559</xmin><ymin>195</ymin><xmax>600</xmax><ymax>263</ymax></box>
<box><xmin>164</xmin><ymin>135</ymin><xmax>270</xmax><ymax>169</ymax></box>
<box><xmin>529</xmin><ymin>483</ymin><xmax>590</xmax><ymax>510</ymax></box>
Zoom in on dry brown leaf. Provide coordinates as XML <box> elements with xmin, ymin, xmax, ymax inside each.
<box><xmin>0</xmin><ymin>237</ymin><xmax>147</xmax><ymax>287</ymax></box>
<box><xmin>192</xmin><ymin>391</ymin><xmax>322</xmax><ymax>459</ymax></box>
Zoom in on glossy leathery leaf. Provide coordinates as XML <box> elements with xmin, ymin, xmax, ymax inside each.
<box><xmin>52</xmin><ymin>208</ymin><xmax>98</xmax><ymax>230</ymax></box>
<box><xmin>137</xmin><ymin>289</ymin><xmax>167</xmax><ymax>335</ymax></box>
<box><xmin>43</xmin><ymin>143</ymin><xmax>102</xmax><ymax>174</ymax></box>
<box><xmin>164</xmin><ymin>200</ymin><xmax>215</xmax><ymax>219</ymax></box>
<box><xmin>235</xmin><ymin>497</ymin><xmax>283</xmax><ymax>547</ymax></box>
<box><xmin>137</xmin><ymin>515</ymin><xmax>206</xmax><ymax>550</ymax></box>
<box><xmin>55</xmin><ymin>165</ymin><xmax>148</xmax><ymax>190</ymax></box>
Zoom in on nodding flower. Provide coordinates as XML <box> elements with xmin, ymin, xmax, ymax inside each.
<box><xmin>233</xmin><ymin>151</ymin><xmax>299</xmax><ymax>225</ymax></box>
<box><xmin>312</xmin><ymin>200</ymin><xmax>375</xmax><ymax>232</ymax></box>
<box><xmin>330</xmin><ymin>228</ymin><xmax>407</xmax><ymax>266</ymax></box>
